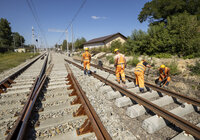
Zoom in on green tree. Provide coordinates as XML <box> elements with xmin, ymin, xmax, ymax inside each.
<box><xmin>74</xmin><ymin>37</ymin><xmax>86</xmax><ymax>49</ymax></box>
<box><xmin>166</xmin><ymin>12</ymin><xmax>200</xmax><ymax>56</ymax></box>
<box><xmin>62</xmin><ymin>40</ymin><xmax>67</xmax><ymax>51</ymax></box>
<box><xmin>0</xmin><ymin>18</ymin><xmax>12</xmax><ymax>52</ymax></box>
<box><xmin>110</xmin><ymin>40</ymin><xmax>123</xmax><ymax>53</ymax></box>
<box><xmin>138</xmin><ymin>0</ymin><xmax>200</xmax><ymax>24</ymax></box>
<box><xmin>12</xmin><ymin>32</ymin><xmax>25</xmax><ymax>49</ymax></box>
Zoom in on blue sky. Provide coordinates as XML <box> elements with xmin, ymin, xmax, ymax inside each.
<box><xmin>0</xmin><ymin>0</ymin><xmax>150</xmax><ymax>48</ymax></box>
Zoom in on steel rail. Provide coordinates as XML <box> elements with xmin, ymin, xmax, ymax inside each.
<box><xmin>0</xmin><ymin>53</ymin><xmax>46</xmax><ymax>94</ymax></box>
<box><xmin>6</xmin><ymin>53</ymin><xmax>50</xmax><ymax>140</ymax></box>
<box><xmin>65</xmin><ymin>63</ymin><xmax>112</xmax><ymax>140</ymax></box>
<box><xmin>65</xmin><ymin>59</ymin><xmax>200</xmax><ymax>139</ymax></box>
<box><xmin>73</xmin><ymin>58</ymin><xmax>200</xmax><ymax>107</ymax></box>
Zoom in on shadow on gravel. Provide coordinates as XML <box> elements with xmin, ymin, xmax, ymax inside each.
<box><xmin>23</xmin><ymin>77</ymin><xmax>49</xmax><ymax>139</ymax></box>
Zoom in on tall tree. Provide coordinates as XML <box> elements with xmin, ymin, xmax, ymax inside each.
<box><xmin>138</xmin><ymin>0</ymin><xmax>200</xmax><ymax>24</ymax></box>
<box><xmin>12</xmin><ymin>32</ymin><xmax>25</xmax><ymax>49</ymax></box>
<box><xmin>0</xmin><ymin>18</ymin><xmax>12</xmax><ymax>52</ymax></box>
<box><xmin>74</xmin><ymin>37</ymin><xmax>86</xmax><ymax>49</ymax></box>
<box><xmin>166</xmin><ymin>12</ymin><xmax>200</xmax><ymax>56</ymax></box>
<box><xmin>62</xmin><ymin>40</ymin><xmax>67</xmax><ymax>51</ymax></box>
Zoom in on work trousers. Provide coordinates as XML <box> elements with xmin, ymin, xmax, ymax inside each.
<box><xmin>134</xmin><ymin>71</ymin><xmax>144</xmax><ymax>89</ymax></box>
<box><xmin>83</xmin><ymin>61</ymin><xmax>90</xmax><ymax>70</ymax></box>
<box><xmin>159</xmin><ymin>76</ymin><xmax>170</xmax><ymax>86</ymax></box>
<box><xmin>115</xmin><ymin>65</ymin><xmax>125</xmax><ymax>83</ymax></box>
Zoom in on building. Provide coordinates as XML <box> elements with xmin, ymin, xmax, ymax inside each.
<box><xmin>14</xmin><ymin>48</ymin><xmax>26</xmax><ymax>53</ymax></box>
<box><xmin>84</xmin><ymin>32</ymin><xmax>127</xmax><ymax>49</ymax></box>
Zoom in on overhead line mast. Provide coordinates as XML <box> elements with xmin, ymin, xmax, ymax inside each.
<box><xmin>56</xmin><ymin>0</ymin><xmax>87</xmax><ymax>45</ymax></box>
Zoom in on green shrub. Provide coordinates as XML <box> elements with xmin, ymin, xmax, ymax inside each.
<box><xmin>153</xmin><ymin>53</ymin><xmax>172</xmax><ymax>58</ymax></box>
<box><xmin>101</xmin><ymin>47</ymin><xmax>110</xmax><ymax>52</ymax></box>
<box><xmin>188</xmin><ymin>61</ymin><xmax>200</xmax><ymax>76</ymax></box>
<box><xmin>106</xmin><ymin>55</ymin><xmax>114</xmax><ymax>64</ymax></box>
<box><xmin>167</xmin><ymin>61</ymin><xmax>180</xmax><ymax>75</ymax></box>
<box><xmin>127</xmin><ymin>57</ymin><xmax>139</xmax><ymax>67</ymax></box>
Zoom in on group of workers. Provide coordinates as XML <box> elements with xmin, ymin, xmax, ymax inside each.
<box><xmin>81</xmin><ymin>47</ymin><xmax>170</xmax><ymax>93</ymax></box>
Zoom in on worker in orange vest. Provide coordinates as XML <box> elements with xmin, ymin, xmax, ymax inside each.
<box><xmin>155</xmin><ymin>64</ymin><xmax>171</xmax><ymax>87</ymax></box>
<box><xmin>134</xmin><ymin>60</ymin><xmax>151</xmax><ymax>93</ymax></box>
<box><xmin>81</xmin><ymin>47</ymin><xmax>91</xmax><ymax>75</ymax></box>
<box><xmin>114</xmin><ymin>49</ymin><xmax>126</xmax><ymax>85</ymax></box>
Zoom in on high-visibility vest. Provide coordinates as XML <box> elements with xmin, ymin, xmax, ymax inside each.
<box><xmin>82</xmin><ymin>51</ymin><xmax>91</xmax><ymax>61</ymax></box>
<box><xmin>116</xmin><ymin>54</ymin><xmax>125</xmax><ymax>65</ymax></box>
<box><xmin>159</xmin><ymin>67</ymin><xmax>169</xmax><ymax>76</ymax></box>
<box><xmin>135</xmin><ymin>61</ymin><xmax>146</xmax><ymax>73</ymax></box>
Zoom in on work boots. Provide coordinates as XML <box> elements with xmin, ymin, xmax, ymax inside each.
<box><xmin>122</xmin><ymin>81</ymin><xmax>127</xmax><ymax>88</ymax></box>
<box><xmin>139</xmin><ymin>88</ymin><xmax>145</xmax><ymax>93</ymax></box>
<box><xmin>87</xmin><ymin>70</ymin><xmax>91</xmax><ymax>76</ymax></box>
<box><xmin>84</xmin><ymin>70</ymin><xmax>87</xmax><ymax>75</ymax></box>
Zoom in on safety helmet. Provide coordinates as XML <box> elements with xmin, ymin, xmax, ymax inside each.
<box><xmin>114</xmin><ymin>48</ymin><xmax>119</xmax><ymax>53</ymax></box>
<box><xmin>84</xmin><ymin>47</ymin><xmax>89</xmax><ymax>51</ymax></box>
<box><xmin>160</xmin><ymin>64</ymin><xmax>165</xmax><ymax>69</ymax></box>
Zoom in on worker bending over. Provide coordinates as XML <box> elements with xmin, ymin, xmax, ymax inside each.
<box><xmin>155</xmin><ymin>64</ymin><xmax>170</xmax><ymax>87</ymax></box>
<box><xmin>81</xmin><ymin>47</ymin><xmax>91</xmax><ymax>75</ymax></box>
<box><xmin>114</xmin><ymin>49</ymin><xmax>126</xmax><ymax>85</ymax></box>
<box><xmin>134</xmin><ymin>60</ymin><xmax>151</xmax><ymax>93</ymax></box>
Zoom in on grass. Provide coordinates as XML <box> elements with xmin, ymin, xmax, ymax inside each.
<box><xmin>106</xmin><ymin>55</ymin><xmax>114</xmax><ymax>64</ymax></box>
<box><xmin>127</xmin><ymin>57</ymin><xmax>139</xmax><ymax>67</ymax></box>
<box><xmin>188</xmin><ymin>61</ymin><xmax>200</xmax><ymax>76</ymax></box>
<box><xmin>0</xmin><ymin>52</ymin><xmax>39</xmax><ymax>73</ymax></box>
<box><xmin>153</xmin><ymin>53</ymin><xmax>172</xmax><ymax>58</ymax></box>
<box><xmin>166</xmin><ymin>61</ymin><xmax>180</xmax><ymax>75</ymax></box>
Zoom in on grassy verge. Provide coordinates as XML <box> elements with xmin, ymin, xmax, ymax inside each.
<box><xmin>166</xmin><ymin>61</ymin><xmax>180</xmax><ymax>75</ymax></box>
<box><xmin>188</xmin><ymin>61</ymin><xmax>200</xmax><ymax>76</ymax></box>
<box><xmin>127</xmin><ymin>56</ymin><xmax>139</xmax><ymax>67</ymax></box>
<box><xmin>0</xmin><ymin>52</ymin><xmax>39</xmax><ymax>73</ymax></box>
<box><xmin>106</xmin><ymin>55</ymin><xmax>114</xmax><ymax>64</ymax></box>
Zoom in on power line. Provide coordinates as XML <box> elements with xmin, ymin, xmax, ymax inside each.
<box><xmin>26</xmin><ymin>0</ymin><xmax>48</xmax><ymax>48</ymax></box>
<box><xmin>56</xmin><ymin>0</ymin><xmax>87</xmax><ymax>45</ymax></box>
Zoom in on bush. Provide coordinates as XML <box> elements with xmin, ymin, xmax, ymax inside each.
<box><xmin>106</xmin><ymin>55</ymin><xmax>114</xmax><ymax>64</ymax></box>
<box><xmin>153</xmin><ymin>53</ymin><xmax>172</xmax><ymax>58</ymax></box>
<box><xmin>188</xmin><ymin>61</ymin><xmax>200</xmax><ymax>76</ymax></box>
<box><xmin>101</xmin><ymin>46</ymin><xmax>110</xmax><ymax>52</ymax></box>
<box><xmin>127</xmin><ymin>56</ymin><xmax>139</xmax><ymax>67</ymax></box>
<box><xmin>167</xmin><ymin>61</ymin><xmax>180</xmax><ymax>75</ymax></box>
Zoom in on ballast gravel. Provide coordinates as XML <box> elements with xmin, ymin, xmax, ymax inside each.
<box><xmin>69</xmin><ymin>64</ymin><xmax>137</xmax><ymax>140</ymax></box>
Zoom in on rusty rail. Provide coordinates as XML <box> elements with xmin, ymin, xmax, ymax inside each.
<box><xmin>65</xmin><ymin>63</ymin><xmax>112</xmax><ymax>140</ymax></box>
<box><xmin>0</xmin><ymin>53</ymin><xmax>46</xmax><ymax>94</ymax></box>
<box><xmin>65</xmin><ymin>58</ymin><xmax>200</xmax><ymax>139</ymax></box>
<box><xmin>73</xmin><ymin>58</ymin><xmax>200</xmax><ymax>107</ymax></box>
<box><xmin>6</xmin><ymin>53</ymin><xmax>51</xmax><ymax>140</ymax></box>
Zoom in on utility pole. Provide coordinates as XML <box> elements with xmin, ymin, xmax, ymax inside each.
<box><xmin>71</xmin><ymin>24</ymin><xmax>74</xmax><ymax>54</ymax></box>
<box><xmin>32</xmin><ymin>26</ymin><xmax>35</xmax><ymax>54</ymax></box>
<box><xmin>66</xmin><ymin>30</ymin><xmax>69</xmax><ymax>56</ymax></box>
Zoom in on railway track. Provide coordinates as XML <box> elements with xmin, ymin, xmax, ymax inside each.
<box><xmin>65</xmin><ymin>58</ymin><xmax>200</xmax><ymax>140</ymax></box>
<box><xmin>0</xmin><ymin>53</ymin><xmax>45</xmax><ymax>94</ymax></box>
<box><xmin>1</xmin><ymin>52</ymin><xmax>199</xmax><ymax>140</ymax></box>
<box><xmin>0</xmin><ymin>53</ymin><xmax>47</xmax><ymax>139</ymax></box>
<box><xmin>2</xmin><ymin>53</ymin><xmax>113</xmax><ymax>140</ymax></box>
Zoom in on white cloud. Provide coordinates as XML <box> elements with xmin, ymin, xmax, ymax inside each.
<box><xmin>91</xmin><ymin>16</ymin><xmax>107</xmax><ymax>20</ymax></box>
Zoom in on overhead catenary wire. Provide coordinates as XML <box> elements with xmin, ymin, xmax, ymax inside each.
<box><xmin>26</xmin><ymin>0</ymin><xmax>48</xmax><ymax>48</ymax></box>
<box><xmin>56</xmin><ymin>0</ymin><xmax>87</xmax><ymax>45</ymax></box>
